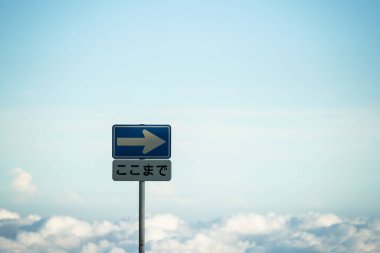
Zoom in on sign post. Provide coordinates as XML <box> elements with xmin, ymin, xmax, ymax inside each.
<box><xmin>139</xmin><ymin>181</ymin><xmax>145</xmax><ymax>253</ymax></box>
<box><xmin>112</xmin><ymin>124</ymin><xmax>172</xmax><ymax>253</ymax></box>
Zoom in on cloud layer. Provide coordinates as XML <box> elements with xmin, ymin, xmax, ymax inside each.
<box><xmin>0</xmin><ymin>208</ymin><xmax>379</xmax><ymax>253</ymax></box>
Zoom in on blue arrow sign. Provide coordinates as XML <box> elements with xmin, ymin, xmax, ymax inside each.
<box><xmin>112</xmin><ymin>125</ymin><xmax>171</xmax><ymax>159</ymax></box>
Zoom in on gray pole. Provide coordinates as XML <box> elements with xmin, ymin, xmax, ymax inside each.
<box><xmin>139</xmin><ymin>181</ymin><xmax>145</xmax><ymax>253</ymax></box>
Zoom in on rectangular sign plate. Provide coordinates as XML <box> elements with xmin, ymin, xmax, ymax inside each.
<box><xmin>113</xmin><ymin>160</ymin><xmax>171</xmax><ymax>181</ymax></box>
<box><xmin>112</xmin><ymin>125</ymin><xmax>171</xmax><ymax>159</ymax></box>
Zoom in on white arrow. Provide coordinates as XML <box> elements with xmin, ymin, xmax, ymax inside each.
<box><xmin>116</xmin><ymin>129</ymin><xmax>166</xmax><ymax>154</ymax></box>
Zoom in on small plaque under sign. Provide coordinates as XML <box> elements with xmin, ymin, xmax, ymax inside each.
<box><xmin>113</xmin><ymin>160</ymin><xmax>171</xmax><ymax>181</ymax></box>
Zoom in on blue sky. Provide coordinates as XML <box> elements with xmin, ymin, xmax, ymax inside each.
<box><xmin>1</xmin><ymin>0</ymin><xmax>380</xmax><ymax>225</ymax></box>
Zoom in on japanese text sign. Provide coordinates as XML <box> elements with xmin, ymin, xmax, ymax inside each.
<box><xmin>113</xmin><ymin>160</ymin><xmax>172</xmax><ymax>181</ymax></box>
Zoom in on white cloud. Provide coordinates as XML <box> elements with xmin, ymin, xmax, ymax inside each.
<box><xmin>10</xmin><ymin>168</ymin><xmax>37</xmax><ymax>196</ymax></box>
<box><xmin>17</xmin><ymin>232</ymin><xmax>45</xmax><ymax>246</ymax></box>
<box><xmin>109</xmin><ymin>248</ymin><xmax>126</xmax><ymax>253</ymax></box>
<box><xmin>80</xmin><ymin>242</ymin><xmax>98</xmax><ymax>253</ymax></box>
<box><xmin>40</xmin><ymin>216</ymin><xmax>93</xmax><ymax>238</ymax></box>
<box><xmin>0</xmin><ymin>208</ymin><xmax>379</xmax><ymax>253</ymax></box>
<box><xmin>221</xmin><ymin>213</ymin><xmax>286</xmax><ymax>235</ymax></box>
<box><xmin>0</xmin><ymin>208</ymin><xmax>20</xmax><ymax>220</ymax></box>
<box><xmin>0</xmin><ymin>237</ymin><xmax>26</xmax><ymax>253</ymax></box>
<box><xmin>296</xmin><ymin>213</ymin><xmax>342</xmax><ymax>230</ymax></box>
<box><xmin>146</xmin><ymin>214</ymin><xmax>185</xmax><ymax>242</ymax></box>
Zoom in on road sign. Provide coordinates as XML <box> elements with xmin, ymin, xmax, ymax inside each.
<box><xmin>112</xmin><ymin>125</ymin><xmax>171</xmax><ymax>159</ymax></box>
<box><xmin>113</xmin><ymin>160</ymin><xmax>171</xmax><ymax>181</ymax></box>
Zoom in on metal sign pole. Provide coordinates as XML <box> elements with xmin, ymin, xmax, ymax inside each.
<box><xmin>139</xmin><ymin>181</ymin><xmax>145</xmax><ymax>253</ymax></box>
